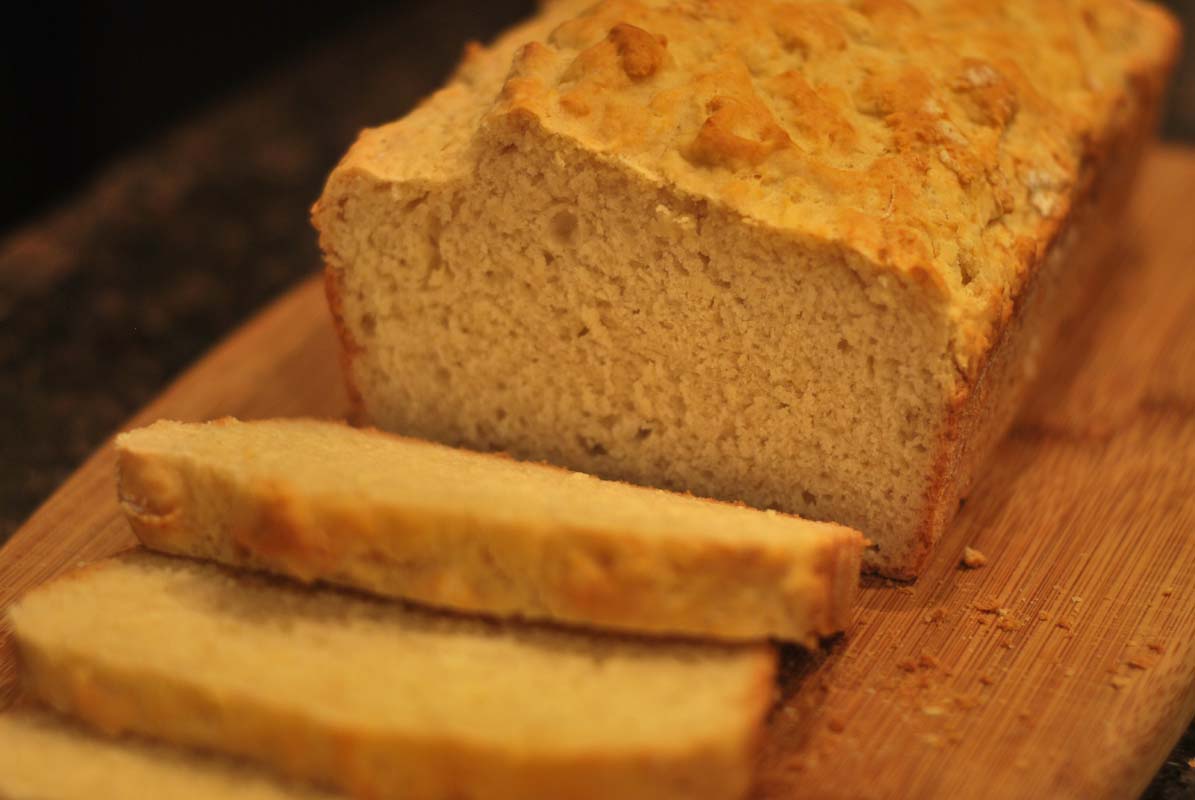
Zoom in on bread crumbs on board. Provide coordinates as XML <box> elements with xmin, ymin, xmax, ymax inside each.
<box><xmin>1124</xmin><ymin>647</ymin><xmax>1161</xmax><ymax>670</ymax></box>
<box><xmin>996</xmin><ymin>615</ymin><xmax>1024</xmax><ymax>632</ymax></box>
<box><xmin>973</xmin><ymin>597</ymin><xmax>1004</xmax><ymax>613</ymax></box>
<box><xmin>897</xmin><ymin>651</ymin><xmax>943</xmax><ymax>674</ymax></box>
<box><xmin>961</xmin><ymin>547</ymin><xmax>988</xmax><ymax>569</ymax></box>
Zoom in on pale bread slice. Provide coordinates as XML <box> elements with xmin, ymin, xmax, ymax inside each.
<box><xmin>8</xmin><ymin>551</ymin><xmax>776</xmax><ymax>800</ymax></box>
<box><xmin>0</xmin><ymin>711</ymin><xmax>337</xmax><ymax>800</ymax></box>
<box><xmin>115</xmin><ymin>417</ymin><xmax>862</xmax><ymax>644</ymax></box>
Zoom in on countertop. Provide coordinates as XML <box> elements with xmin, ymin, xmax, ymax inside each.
<box><xmin>1</xmin><ymin>2</ymin><xmax>1192</xmax><ymax>796</ymax></box>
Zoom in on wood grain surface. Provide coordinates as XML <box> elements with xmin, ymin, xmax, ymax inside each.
<box><xmin>1</xmin><ymin>146</ymin><xmax>1193</xmax><ymax>799</ymax></box>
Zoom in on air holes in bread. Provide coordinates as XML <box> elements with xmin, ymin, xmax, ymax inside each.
<box><xmin>548</xmin><ymin>208</ymin><xmax>579</xmax><ymax>246</ymax></box>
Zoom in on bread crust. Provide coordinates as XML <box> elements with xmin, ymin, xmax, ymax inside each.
<box><xmin>898</xmin><ymin>12</ymin><xmax>1181</xmax><ymax>578</ymax></box>
<box><xmin>116</xmin><ymin>419</ymin><xmax>862</xmax><ymax>644</ymax></box>
<box><xmin>9</xmin><ymin>553</ymin><xmax>778</xmax><ymax>800</ymax></box>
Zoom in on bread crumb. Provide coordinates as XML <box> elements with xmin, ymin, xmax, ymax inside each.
<box><xmin>1162</xmin><ymin>586</ymin><xmax>1174</xmax><ymax>597</ymax></box>
<box><xmin>923</xmin><ymin>608</ymin><xmax>947</xmax><ymax>624</ymax></box>
<box><xmin>896</xmin><ymin>586</ymin><xmax>916</xmax><ymax>596</ymax></box>
<box><xmin>897</xmin><ymin>652</ymin><xmax>941</xmax><ymax>674</ymax></box>
<box><xmin>827</xmin><ymin>716</ymin><xmax>846</xmax><ymax>733</ymax></box>
<box><xmin>1110</xmin><ymin>676</ymin><xmax>1131</xmax><ymax>690</ymax></box>
<box><xmin>961</xmin><ymin>547</ymin><xmax>987</xmax><ymax>568</ymax></box>
<box><xmin>922</xmin><ymin>705</ymin><xmax>946</xmax><ymax>717</ymax></box>
<box><xmin>973</xmin><ymin>598</ymin><xmax>1004</xmax><ymax>613</ymax></box>
<box><xmin>953</xmin><ymin>693</ymin><xmax>982</xmax><ymax>710</ymax></box>
<box><xmin>978</xmin><ymin>675</ymin><xmax>995</xmax><ymax>686</ymax></box>
<box><xmin>922</xmin><ymin>733</ymin><xmax>944</xmax><ymax>748</ymax></box>
<box><xmin>1038</xmin><ymin>611</ymin><xmax>1051</xmax><ymax>621</ymax></box>
<box><xmin>1126</xmin><ymin>652</ymin><xmax>1159</xmax><ymax>670</ymax></box>
<box><xmin>1056</xmin><ymin>619</ymin><xmax>1073</xmax><ymax>631</ymax></box>
<box><xmin>996</xmin><ymin>615</ymin><xmax>1024</xmax><ymax>632</ymax></box>
<box><xmin>1063</xmin><ymin>668</ymin><xmax>1076</xmax><ymax>678</ymax></box>
<box><xmin>1148</xmin><ymin>641</ymin><xmax>1166</xmax><ymax>654</ymax></box>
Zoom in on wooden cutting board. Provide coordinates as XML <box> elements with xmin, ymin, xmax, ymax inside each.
<box><xmin>2</xmin><ymin>145</ymin><xmax>1194</xmax><ymax>800</ymax></box>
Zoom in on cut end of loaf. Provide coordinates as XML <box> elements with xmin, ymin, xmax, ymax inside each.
<box><xmin>318</xmin><ymin>102</ymin><xmax>957</xmax><ymax>578</ymax></box>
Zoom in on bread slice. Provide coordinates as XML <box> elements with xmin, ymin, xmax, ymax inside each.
<box><xmin>312</xmin><ymin>0</ymin><xmax>1179</xmax><ymax>578</ymax></box>
<box><xmin>115</xmin><ymin>417</ymin><xmax>862</xmax><ymax>644</ymax></box>
<box><xmin>0</xmin><ymin>711</ymin><xmax>337</xmax><ymax>800</ymax></box>
<box><xmin>8</xmin><ymin>551</ymin><xmax>776</xmax><ymax>800</ymax></box>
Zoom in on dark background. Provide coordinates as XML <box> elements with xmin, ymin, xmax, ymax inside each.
<box><xmin>0</xmin><ymin>3</ymin><xmax>1193</xmax><ymax>797</ymax></box>
<box><xmin>1</xmin><ymin>1</ymin><xmax>525</xmax><ymax>231</ymax></box>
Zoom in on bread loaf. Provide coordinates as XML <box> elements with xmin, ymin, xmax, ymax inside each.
<box><xmin>8</xmin><ymin>551</ymin><xmax>775</xmax><ymax>800</ymax></box>
<box><xmin>116</xmin><ymin>418</ymin><xmax>860</xmax><ymax>644</ymax></box>
<box><xmin>0</xmin><ymin>712</ymin><xmax>338</xmax><ymax>800</ymax></box>
<box><xmin>313</xmin><ymin>0</ymin><xmax>1179</xmax><ymax>577</ymax></box>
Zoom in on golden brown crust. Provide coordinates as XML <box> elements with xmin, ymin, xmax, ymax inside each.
<box><xmin>816</xmin><ymin>529</ymin><xmax>863</xmax><ymax>636</ymax></box>
<box><xmin>491</xmin><ymin>0</ymin><xmax>1180</xmax><ymax>376</ymax></box>
<box><xmin>892</xmin><ymin>25</ymin><xmax>1179</xmax><ymax>578</ymax></box>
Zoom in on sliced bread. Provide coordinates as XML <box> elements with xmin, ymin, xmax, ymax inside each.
<box><xmin>8</xmin><ymin>551</ymin><xmax>776</xmax><ymax>800</ymax></box>
<box><xmin>0</xmin><ymin>711</ymin><xmax>338</xmax><ymax>800</ymax></box>
<box><xmin>115</xmin><ymin>417</ymin><xmax>862</xmax><ymax>644</ymax></box>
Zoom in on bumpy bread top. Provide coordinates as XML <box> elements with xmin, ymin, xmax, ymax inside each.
<box><xmin>490</xmin><ymin>0</ymin><xmax>1178</xmax><ymax>373</ymax></box>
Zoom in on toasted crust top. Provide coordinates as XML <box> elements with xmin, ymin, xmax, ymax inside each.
<box><xmin>323</xmin><ymin>0</ymin><xmax>1178</xmax><ymax>377</ymax></box>
<box><xmin>490</xmin><ymin>0</ymin><xmax>1178</xmax><ymax>373</ymax></box>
